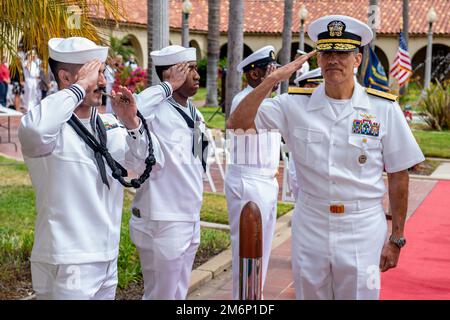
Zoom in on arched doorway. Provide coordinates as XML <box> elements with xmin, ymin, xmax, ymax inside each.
<box><xmin>123</xmin><ymin>34</ymin><xmax>144</xmax><ymax>67</ymax></box>
<box><xmin>412</xmin><ymin>44</ymin><xmax>450</xmax><ymax>84</ymax></box>
<box><xmin>374</xmin><ymin>46</ymin><xmax>389</xmax><ymax>78</ymax></box>
<box><xmin>290</xmin><ymin>42</ymin><xmax>314</xmax><ymax>61</ymax></box>
<box><xmin>189</xmin><ymin>40</ymin><xmax>202</xmax><ymax>60</ymax></box>
<box><xmin>219</xmin><ymin>43</ymin><xmax>253</xmax><ymax>60</ymax></box>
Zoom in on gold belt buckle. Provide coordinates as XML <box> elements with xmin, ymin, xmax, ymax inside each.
<box><xmin>330</xmin><ymin>204</ymin><xmax>345</xmax><ymax>214</ymax></box>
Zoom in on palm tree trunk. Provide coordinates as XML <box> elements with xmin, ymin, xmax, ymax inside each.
<box><xmin>205</xmin><ymin>0</ymin><xmax>220</xmax><ymax>107</ymax></box>
<box><xmin>147</xmin><ymin>0</ymin><xmax>170</xmax><ymax>86</ymax></box>
<box><xmin>225</xmin><ymin>0</ymin><xmax>244</xmax><ymax>119</ymax></box>
<box><xmin>279</xmin><ymin>0</ymin><xmax>293</xmax><ymax>94</ymax></box>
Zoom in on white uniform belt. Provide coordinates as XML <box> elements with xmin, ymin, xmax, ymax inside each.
<box><xmin>298</xmin><ymin>191</ymin><xmax>382</xmax><ymax>214</ymax></box>
<box><xmin>227</xmin><ymin>164</ymin><xmax>277</xmax><ymax>178</ymax></box>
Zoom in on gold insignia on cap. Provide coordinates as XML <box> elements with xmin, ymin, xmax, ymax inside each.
<box><xmin>270</xmin><ymin>51</ymin><xmax>275</xmax><ymax>60</ymax></box>
<box><xmin>334</xmin><ymin>43</ymin><xmax>357</xmax><ymax>50</ymax></box>
<box><xmin>328</xmin><ymin>21</ymin><xmax>345</xmax><ymax>37</ymax></box>
<box><xmin>316</xmin><ymin>43</ymin><xmax>333</xmax><ymax>51</ymax></box>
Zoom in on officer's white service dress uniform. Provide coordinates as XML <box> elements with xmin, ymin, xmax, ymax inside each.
<box><xmin>288</xmin><ymin>68</ymin><xmax>324</xmax><ymax>201</ymax></box>
<box><xmin>254</xmin><ymin>16</ymin><xmax>425</xmax><ymax>300</ymax></box>
<box><xmin>224</xmin><ymin>46</ymin><xmax>281</xmax><ymax>300</ymax></box>
<box><xmin>129</xmin><ymin>45</ymin><xmax>207</xmax><ymax>300</ymax></box>
<box><xmin>18</xmin><ymin>37</ymin><xmax>163</xmax><ymax>300</ymax></box>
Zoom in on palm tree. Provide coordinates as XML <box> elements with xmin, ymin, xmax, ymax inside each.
<box><xmin>0</xmin><ymin>0</ymin><xmax>123</xmax><ymax>68</ymax></box>
<box><xmin>225</xmin><ymin>0</ymin><xmax>244</xmax><ymax>119</ymax></box>
<box><xmin>279</xmin><ymin>0</ymin><xmax>293</xmax><ymax>93</ymax></box>
<box><xmin>205</xmin><ymin>0</ymin><xmax>220</xmax><ymax>107</ymax></box>
<box><xmin>147</xmin><ymin>0</ymin><xmax>170</xmax><ymax>86</ymax></box>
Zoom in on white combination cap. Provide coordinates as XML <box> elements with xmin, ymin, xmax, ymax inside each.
<box><xmin>308</xmin><ymin>15</ymin><xmax>373</xmax><ymax>52</ymax></box>
<box><xmin>151</xmin><ymin>45</ymin><xmax>197</xmax><ymax>66</ymax></box>
<box><xmin>294</xmin><ymin>68</ymin><xmax>323</xmax><ymax>86</ymax></box>
<box><xmin>48</xmin><ymin>37</ymin><xmax>108</xmax><ymax>64</ymax></box>
<box><xmin>237</xmin><ymin>45</ymin><xmax>278</xmax><ymax>72</ymax></box>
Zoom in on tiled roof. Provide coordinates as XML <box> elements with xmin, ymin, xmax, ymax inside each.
<box><xmin>105</xmin><ymin>0</ymin><xmax>450</xmax><ymax>35</ymax></box>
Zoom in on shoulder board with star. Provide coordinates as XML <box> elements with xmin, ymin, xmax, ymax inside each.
<box><xmin>288</xmin><ymin>87</ymin><xmax>316</xmax><ymax>96</ymax></box>
<box><xmin>366</xmin><ymin>88</ymin><xmax>398</xmax><ymax>102</ymax></box>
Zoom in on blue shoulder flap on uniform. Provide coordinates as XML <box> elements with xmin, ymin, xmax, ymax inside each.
<box><xmin>366</xmin><ymin>88</ymin><xmax>398</xmax><ymax>102</ymax></box>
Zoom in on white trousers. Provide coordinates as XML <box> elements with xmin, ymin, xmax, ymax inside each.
<box><xmin>31</xmin><ymin>258</ymin><xmax>118</xmax><ymax>300</ymax></box>
<box><xmin>291</xmin><ymin>194</ymin><xmax>387</xmax><ymax>300</ymax></box>
<box><xmin>23</xmin><ymin>78</ymin><xmax>40</xmax><ymax>111</ymax></box>
<box><xmin>224</xmin><ymin>169</ymin><xmax>278</xmax><ymax>300</ymax></box>
<box><xmin>129</xmin><ymin>217</ymin><xmax>200</xmax><ymax>300</ymax></box>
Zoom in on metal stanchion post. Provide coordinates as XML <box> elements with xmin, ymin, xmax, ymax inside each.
<box><xmin>239</xmin><ymin>201</ymin><xmax>262</xmax><ymax>300</ymax></box>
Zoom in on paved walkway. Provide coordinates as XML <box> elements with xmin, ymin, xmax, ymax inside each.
<box><xmin>187</xmin><ymin>178</ymin><xmax>439</xmax><ymax>300</ymax></box>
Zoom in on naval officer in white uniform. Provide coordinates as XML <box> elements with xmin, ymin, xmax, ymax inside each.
<box><xmin>224</xmin><ymin>45</ymin><xmax>281</xmax><ymax>300</ymax></box>
<box><xmin>228</xmin><ymin>15</ymin><xmax>425</xmax><ymax>299</ymax></box>
<box><xmin>127</xmin><ymin>45</ymin><xmax>207</xmax><ymax>300</ymax></box>
<box><xmin>18</xmin><ymin>37</ymin><xmax>166</xmax><ymax>299</ymax></box>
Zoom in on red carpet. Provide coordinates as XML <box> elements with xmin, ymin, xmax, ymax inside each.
<box><xmin>381</xmin><ymin>181</ymin><xmax>450</xmax><ymax>300</ymax></box>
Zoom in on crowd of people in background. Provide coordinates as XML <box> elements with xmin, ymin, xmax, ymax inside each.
<box><xmin>0</xmin><ymin>44</ymin><xmax>139</xmax><ymax>115</ymax></box>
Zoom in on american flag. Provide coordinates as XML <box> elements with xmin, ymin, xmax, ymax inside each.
<box><xmin>390</xmin><ymin>31</ymin><xmax>412</xmax><ymax>87</ymax></box>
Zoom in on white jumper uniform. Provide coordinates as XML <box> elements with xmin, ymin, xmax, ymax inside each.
<box><xmin>22</xmin><ymin>59</ymin><xmax>41</xmax><ymax>111</ymax></box>
<box><xmin>254</xmin><ymin>82</ymin><xmax>425</xmax><ymax>300</ymax></box>
<box><xmin>129</xmin><ymin>82</ymin><xmax>205</xmax><ymax>300</ymax></box>
<box><xmin>18</xmin><ymin>84</ymin><xmax>164</xmax><ymax>299</ymax></box>
<box><xmin>225</xmin><ymin>85</ymin><xmax>281</xmax><ymax>299</ymax></box>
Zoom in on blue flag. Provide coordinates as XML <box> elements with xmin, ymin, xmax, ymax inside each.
<box><xmin>363</xmin><ymin>46</ymin><xmax>390</xmax><ymax>92</ymax></box>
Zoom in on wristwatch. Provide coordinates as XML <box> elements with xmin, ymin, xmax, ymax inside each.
<box><xmin>389</xmin><ymin>235</ymin><xmax>406</xmax><ymax>249</ymax></box>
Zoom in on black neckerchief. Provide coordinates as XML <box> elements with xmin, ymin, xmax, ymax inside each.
<box><xmin>67</xmin><ymin>109</ymin><xmax>124</xmax><ymax>189</ymax></box>
<box><xmin>67</xmin><ymin>108</ymin><xmax>157</xmax><ymax>189</ymax></box>
<box><xmin>168</xmin><ymin>98</ymin><xmax>209</xmax><ymax>172</ymax></box>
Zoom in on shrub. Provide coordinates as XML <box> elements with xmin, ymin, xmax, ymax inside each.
<box><xmin>197</xmin><ymin>56</ymin><xmax>227</xmax><ymax>88</ymax></box>
<box><xmin>113</xmin><ymin>66</ymin><xmax>147</xmax><ymax>94</ymax></box>
<box><xmin>418</xmin><ymin>80</ymin><xmax>450</xmax><ymax>131</ymax></box>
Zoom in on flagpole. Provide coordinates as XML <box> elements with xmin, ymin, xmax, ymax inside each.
<box><xmin>400</xmin><ymin>0</ymin><xmax>409</xmax><ymax>95</ymax></box>
<box><xmin>360</xmin><ymin>0</ymin><xmax>378</xmax><ymax>84</ymax></box>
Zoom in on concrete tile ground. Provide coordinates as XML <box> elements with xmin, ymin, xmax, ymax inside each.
<box><xmin>188</xmin><ymin>178</ymin><xmax>438</xmax><ymax>300</ymax></box>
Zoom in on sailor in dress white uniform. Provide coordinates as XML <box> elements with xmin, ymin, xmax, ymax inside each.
<box><xmin>224</xmin><ymin>45</ymin><xmax>282</xmax><ymax>300</ymax></box>
<box><xmin>128</xmin><ymin>45</ymin><xmax>208</xmax><ymax>300</ymax></box>
<box><xmin>228</xmin><ymin>15</ymin><xmax>424</xmax><ymax>300</ymax></box>
<box><xmin>19</xmin><ymin>37</ymin><xmax>165</xmax><ymax>299</ymax></box>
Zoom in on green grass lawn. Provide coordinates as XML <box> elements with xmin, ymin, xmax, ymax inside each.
<box><xmin>198</xmin><ymin>106</ymin><xmax>226</xmax><ymax>130</ymax></box>
<box><xmin>193</xmin><ymin>87</ymin><xmax>207</xmax><ymax>102</ymax></box>
<box><xmin>412</xmin><ymin>129</ymin><xmax>450</xmax><ymax>159</ymax></box>
<box><xmin>0</xmin><ymin>156</ymin><xmax>293</xmax><ymax>293</ymax></box>
<box><xmin>0</xmin><ymin>157</ymin><xmax>231</xmax><ymax>291</ymax></box>
<box><xmin>202</xmin><ymin>192</ymin><xmax>294</xmax><ymax>225</ymax></box>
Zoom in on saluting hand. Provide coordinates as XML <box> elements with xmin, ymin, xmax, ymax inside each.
<box><xmin>75</xmin><ymin>59</ymin><xmax>102</xmax><ymax>93</ymax></box>
<box><xmin>263</xmin><ymin>63</ymin><xmax>279</xmax><ymax>94</ymax></box>
<box><xmin>267</xmin><ymin>51</ymin><xmax>316</xmax><ymax>84</ymax></box>
<box><xmin>163</xmin><ymin>62</ymin><xmax>190</xmax><ymax>91</ymax></box>
<box><xmin>111</xmin><ymin>85</ymin><xmax>140</xmax><ymax>129</ymax></box>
